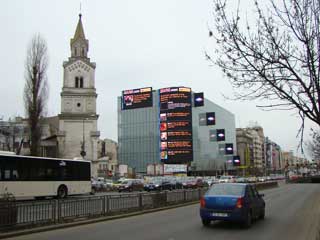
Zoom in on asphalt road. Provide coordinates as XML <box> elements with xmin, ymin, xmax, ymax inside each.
<box><xmin>8</xmin><ymin>183</ymin><xmax>320</xmax><ymax>240</ymax></box>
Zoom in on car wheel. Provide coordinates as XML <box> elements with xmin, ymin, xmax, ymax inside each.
<box><xmin>202</xmin><ymin>219</ymin><xmax>211</xmax><ymax>227</ymax></box>
<box><xmin>57</xmin><ymin>185</ymin><xmax>68</xmax><ymax>199</ymax></box>
<box><xmin>91</xmin><ymin>187</ymin><xmax>96</xmax><ymax>195</ymax></box>
<box><xmin>260</xmin><ymin>208</ymin><xmax>265</xmax><ymax>220</ymax></box>
<box><xmin>243</xmin><ymin>211</ymin><xmax>252</xmax><ymax>228</ymax></box>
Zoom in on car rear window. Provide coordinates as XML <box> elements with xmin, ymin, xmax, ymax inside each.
<box><xmin>206</xmin><ymin>184</ymin><xmax>245</xmax><ymax>196</ymax></box>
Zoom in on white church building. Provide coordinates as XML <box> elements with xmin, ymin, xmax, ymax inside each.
<box><xmin>57</xmin><ymin>14</ymin><xmax>100</xmax><ymax>176</ymax></box>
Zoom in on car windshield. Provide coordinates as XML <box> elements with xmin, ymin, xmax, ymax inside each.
<box><xmin>206</xmin><ymin>184</ymin><xmax>245</xmax><ymax>196</ymax></box>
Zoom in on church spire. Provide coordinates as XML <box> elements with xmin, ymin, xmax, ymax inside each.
<box><xmin>70</xmin><ymin>14</ymin><xmax>89</xmax><ymax>58</ymax></box>
<box><xmin>72</xmin><ymin>14</ymin><xmax>86</xmax><ymax>44</ymax></box>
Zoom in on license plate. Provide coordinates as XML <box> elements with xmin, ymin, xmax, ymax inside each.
<box><xmin>211</xmin><ymin>212</ymin><xmax>228</xmax><ymax>217</ymax></box>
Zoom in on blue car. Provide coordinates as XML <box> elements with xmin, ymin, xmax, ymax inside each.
<box><xmin>200</xmin><ymin>183</ymin><xmax>265</xmax><ymax>228</ymax></box>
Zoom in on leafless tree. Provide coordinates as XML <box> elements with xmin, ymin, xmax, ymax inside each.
<box><xmin>209</xmin><ymin>0</ymin><xmax>320</xmax><ymax>147</ymax></box>
<box><xmin>307</xmin><ymin>129</ymin><xmax>320</xmax><ymax>160</ymax></box>
<box><xmin>23</xmin><ymin>34</ymin><xmax>49</xmax><ymax>156</ymax></box>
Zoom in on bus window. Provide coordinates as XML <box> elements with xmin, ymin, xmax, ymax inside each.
<box><xmin>4</xmin><ymin>170</ymin><xmax>10</xmax><ymax>180</ymax></box>
<box><xmin>12</xmin><ymin>170</ymin><xmax>19</xmax><ymax>180</ymax></box>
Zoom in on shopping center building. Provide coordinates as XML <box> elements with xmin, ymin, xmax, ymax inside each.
<box><xmin>118</xmin><ymin>86</ymin><xmax>236</xmax><ymax>174</ymax></box>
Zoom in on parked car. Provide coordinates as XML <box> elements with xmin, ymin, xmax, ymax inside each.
<box><xmin>169</xmin><ymin>179</ymin><xmax>184</xmax><ymax>189</ymax></box>
<box><xmin>236</xmin><ymin>177</ymin><xmax>248</xmax><ymax>183</ymax></box>
<box><xmin>144</xmin><ymin>181</ymin><xmax>162</xmax><ymax>192</ymax></box>
<box><xmin>118</xmin><ymin>179</ymin><xmax>144</xmax><ymax>192</ymax></box>
<box><xmin>247</xmin><ymin>177</ymin><xmax>257</xmax><ymax>183</ymax></box>
<box><xmin>200</xmin><ymin>183</ymin><xmax>265</xmax><ymax>228</ymax></box>
<box><xmin>257</xmin><ymin>177</ymin><xmax>266</xmax><ymax>182</ymax></box>
<box><xmin>144</xmin><ymin>180</ymin><xmax>175</xmax><ymax>191</ymax></box>
<box><xmin>102</xmin><ymin>179</ymin><xmax>114</xmax><ymax>190</ymax></box>
<box><xmin>218</xmin><ymin>176</ymin><xmax>236</xmax><ymax>183</ymax></box>
<box><xmin>182</xmin><ymin>178</ymin><xmax>206</xmax><ymax>189</ymax></box>
<box><xmin>91</xmin><ymin>179</ymin><xmax>103</xmax><ymax>193</ymax></box>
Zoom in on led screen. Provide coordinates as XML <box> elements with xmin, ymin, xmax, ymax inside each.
<box><xmin>206</xmin><ymin>112</ymin><xmax>216</xmax><ymax>125</ymax></box>
<box><xmin>233</xmin><ymin>155</ymin><xmax>241</xmax><ymax>166</ymax></box>
<box><xmin>194</xmin><ymin>92</ymin><xmax>204</xmax><ymax>107</ymax></box>
<box><xmin>159</xmin><ymin>87</ymin><xmax>193</xmax><ymax>163</ymax></box>
<box><xmin>122</xmin><ymin>87</ymin><xmax>153</xmax><ymax>110</ymax></box>
<box><xmin>217</xmin><ymin>129</ymin><xmax>225</xmax><ymax>141</ymax></box>
<box><xmin>225</xmin><ymin>143</ymin><xmax>234</xmax><ymax>155</ymax></box>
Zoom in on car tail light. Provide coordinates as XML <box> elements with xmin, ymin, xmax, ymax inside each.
<box><xmin>236</xmin><ymin>197</ymin><xmax>243</xmax><ymax>208</ymax></box>
<box><xmin>200</xmin><ymin>197</ymin><xmax>206</xmax><ymax>208</ymax></box>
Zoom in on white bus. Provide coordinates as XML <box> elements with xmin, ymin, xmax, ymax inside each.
<box><xmin>0</xmin><ymin>152</ymin><xmax>91</xmax><ymax>199</ymax></box>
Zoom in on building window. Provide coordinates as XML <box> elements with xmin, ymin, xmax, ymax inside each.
<box><xmin>80</xmin><ymin>77</ymin><xmax>84</xmax><ymax>88</ymax></box>
<box><xmin>75</xmin><ymin>77</ymin><xmax>79</xmax><ymax>88</ymax></box>
<box><xmin>74</xmin><ymin>47</ymin><xmax>77</xmax><ymax>56</ymax></box>
<box><xmin>77</xmin><ymin>103</ymin><xmax>81</xmax><ymax>107</ymax></box>
<box><xmin>82</xmin><ymin>48</ymin><xmax>85</xmax><ymax>56</ymax></box>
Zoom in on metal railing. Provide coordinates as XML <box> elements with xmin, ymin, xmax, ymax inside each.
<box><xmin>0</xmin><ymin>188</ymin><xmax>206</xmax><ymax>232</ymax></box>
<box><xmin>0</xmin><ymin>182</ymin><xmax>277</xmax><ymax>232</ymax></box>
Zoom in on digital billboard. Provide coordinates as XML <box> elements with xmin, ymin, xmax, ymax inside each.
<box><xmin>122</xmin><ymin>87</ymin><xmax>153</xmax><ymax>110</ymax></box>
<box><xmin>159</xmin><ymin>87</ymin><xmax>193</xmax><ymax>163</ymax></box>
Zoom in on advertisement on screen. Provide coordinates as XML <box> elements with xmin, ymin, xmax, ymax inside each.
<box><xmin>122</xmin><ymin>87</ymin><xmax>153</xmax><ymax>110</ymax></box>
<box><xmin>159</xmin><ymin>87</ymin><xmax>193</xmax><ymax>163</ymax></box>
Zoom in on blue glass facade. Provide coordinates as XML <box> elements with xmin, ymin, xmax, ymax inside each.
<box><xmin>118</xmin><ymin>89</ymin><xmax>236</xmax><ymax>173</ymax></box>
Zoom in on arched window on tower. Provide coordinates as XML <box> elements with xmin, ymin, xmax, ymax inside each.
<box><xmin>80</xmin><ymin>77</ymin><xmax>84</xmax><ymax>88</ymax></box>
<box><xmin>75</xmin><ymin>77</ymin><xmax>79</xmax><ymax>88</ymax></box>
<box><xmin>81</xmin><ymin>48</ymin><xmax>85</xmax><ymax>57</ymax></box>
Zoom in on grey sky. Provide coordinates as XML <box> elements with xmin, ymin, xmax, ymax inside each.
<box><xmin>0</xmin><ymin>0</ymin><xmax>313</xmax><ymax>157</ymax></box>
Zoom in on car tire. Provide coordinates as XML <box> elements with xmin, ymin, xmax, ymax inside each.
<box><xmin>91</xmin><ymin>187</ymin><xmax>96</xmax><ymax>195</ymax></box>
<box><xmin>243</xmin><ymin>211</ymin><xmax>252</xmax><ymax>228</ymax></box>
<box><xmin>260</xmin><ymin>208</ymin><xmax>265</xmax><ymax>220</ymax></box>
<box><xmin>202</xmin><ymin>219</ymin><xmax>211</xmax><ymax>227</ymax></box>
<box><xmin>57</xmin><ymin>185</ymin><xmax>68</xmax><ymax>199</ymax></box>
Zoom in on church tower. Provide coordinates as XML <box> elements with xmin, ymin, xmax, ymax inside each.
<box><xmin>58</xmin><ymin>14</ymin><xmax>100</xmax><ymax>175</ymax></box>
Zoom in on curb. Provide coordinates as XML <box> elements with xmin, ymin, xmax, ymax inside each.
<box><xmin>0</xmin><ymin>201</ymin><xmax>199</xmax><ymax>239</ymax></box>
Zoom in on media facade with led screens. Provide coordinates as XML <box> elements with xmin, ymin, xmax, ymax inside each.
<box><xmin>122</xmin><ymin>87</ymin><xmax>153</xmax><ymax>110</ymax></box>
<box><xmin>159</xmin><ymin>87</ymin><xmax>193</xmax><ymax>163</ymax></box>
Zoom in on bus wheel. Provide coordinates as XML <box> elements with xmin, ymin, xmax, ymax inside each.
<box><xmin>57</xmin><ymin>185</ymin><xmax>68</xmax><ymax>199</ymax></box>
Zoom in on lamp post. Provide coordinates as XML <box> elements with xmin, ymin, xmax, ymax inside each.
<box><xmin>80</xmin><ymin>118</ymin><xmax>86</xmax><ymax>158</ymax></box>
<box><xmin>80</xmin><ymin>114</ymin><xmax>96</xmax><ymax>158</ymax></box>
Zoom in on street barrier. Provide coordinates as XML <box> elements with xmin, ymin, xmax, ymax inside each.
<box><xmin>286</xmin><ymin>175</ymin><xmax>320</xmax><ymax>183</ymax></box>
<box><xmin>0</xmin><ymin>182</ymin><xmax>277</xmax><ymax>232</ymax></box>
<box><xmin>254</xmin><ymin>181</ymin><xmax>278</xmax><ymax>190</ymax></box>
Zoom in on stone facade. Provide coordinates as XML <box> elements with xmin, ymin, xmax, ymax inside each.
<box><xmin>97</xmin><ymin>139</ymin><xmax>118</xmax><ymax>178</ymax></box>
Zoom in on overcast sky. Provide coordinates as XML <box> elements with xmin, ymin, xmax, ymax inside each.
<box><xmin>0</xmin><ymin>0</ymin><xmax>314</xmax><ymax>157</ymax></box>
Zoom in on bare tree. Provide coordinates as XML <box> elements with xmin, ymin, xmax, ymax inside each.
<box><xmin>23</xmin><ymin>34</ymin><xmax>49</xmax><ymax>156</ymax></box>
<box><xmin>209</xmin><ymin>0</ymin><xmax>320</xmax><ymax>146</ymax></box>
<box><xmin>307</xmin><ymin>129</ymin><xmax>320</xmax><ymax>160</ymax></box>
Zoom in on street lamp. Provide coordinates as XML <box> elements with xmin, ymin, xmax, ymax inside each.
<box><xmin>80</xmin><ymin>114</ymin><xmax>96</xmax><ymax>158</ymax></box>
<box><xmin>80</xmin><ymin>118</ymin><xmax>87</xmax><ymax>158</ymax></box>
